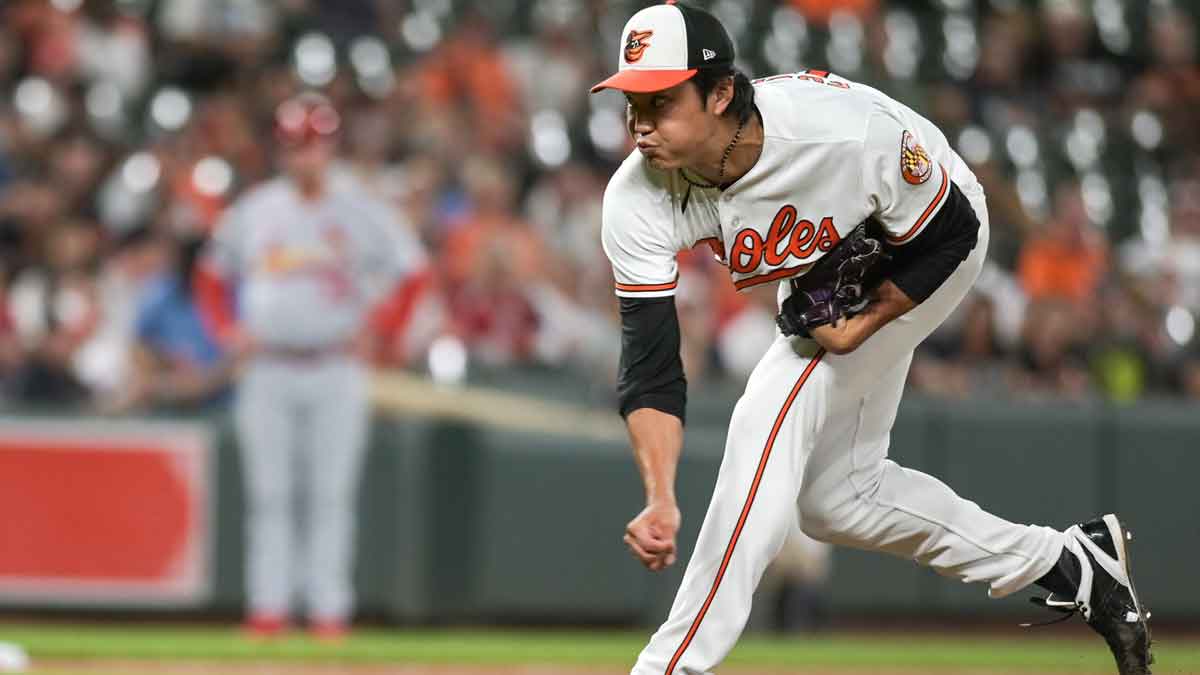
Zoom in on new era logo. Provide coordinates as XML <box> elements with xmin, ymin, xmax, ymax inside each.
<box><xmin>702</xmin><ymin>48</ymin><xmax>716</xmax><ymax>61</ymax></box>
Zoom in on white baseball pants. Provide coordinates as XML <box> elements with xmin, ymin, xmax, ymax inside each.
<box><xmin>632</xmin><ymin>190</ymin><xmax>1068</xmax><ymax>675</ymax></box>
<box><xmin>236</xmin><ymin>354</ymin><xmax>369</xmax><ymax>622</ymax></box>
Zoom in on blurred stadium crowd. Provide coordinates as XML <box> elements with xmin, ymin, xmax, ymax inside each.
<box><xmin>0</xmin><ymin>0</ymin><xmax>1198</xmax><ymax>412</ymax></box>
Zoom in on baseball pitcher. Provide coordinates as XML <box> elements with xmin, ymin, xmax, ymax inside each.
<box><xmin>592</xmin><ymin>3</ymin><xmax>1152</xmax><ymax>674</ymax></box>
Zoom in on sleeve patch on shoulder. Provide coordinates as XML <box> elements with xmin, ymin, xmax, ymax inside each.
<box><xmin>901</xmin><ymin>130</ymin><xmax>933</xmax><ymax>186</ymax></box>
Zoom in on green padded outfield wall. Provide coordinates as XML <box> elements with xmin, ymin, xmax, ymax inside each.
<box><xmin>6</xmin><ymin>390</ymin><xmax>1195</xmax><ymax>624</ymax></box>
<box><xmin>342</xmin><ymin>395</ymin><xmax>1199</xmax><ymax>624</ymax></box>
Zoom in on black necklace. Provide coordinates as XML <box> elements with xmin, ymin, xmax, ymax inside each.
<box><xmin>680</xmin><ymin>116</ymin><xmax>747</xmax><ymax>212</ymax></box>
<box><xmin>679</xmin><ymin>115</ymin><xmax>747</xmax><ymax>189</ymax></box>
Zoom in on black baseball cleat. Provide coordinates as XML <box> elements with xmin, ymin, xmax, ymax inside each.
<box><xmin>1027</xmin><ymin>514</ymin><xmax>1153</xmax><ymax>675</ymax></box>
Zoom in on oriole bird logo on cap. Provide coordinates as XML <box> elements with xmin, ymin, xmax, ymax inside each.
<box><xmin>624</xmin><ymin>30</ymin><xmax>653</xmax><ymax>63</ymax></box>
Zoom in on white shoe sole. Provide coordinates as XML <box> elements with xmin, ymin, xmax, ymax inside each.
<box><xmin>1101</xmin><ymin>513</ymin><xmax>1153</xmax><ymax>640</ymax></box>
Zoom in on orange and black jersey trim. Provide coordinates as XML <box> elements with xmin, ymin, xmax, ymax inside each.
<box><xmin>733</xmin><ymin>262</ymin><xmax>816</xmax><ymax>291</ymax></box>
<box><xmin>614</xmin><ymin>276</ymin><xmax>679</xmax><ymax>294</ymax></box>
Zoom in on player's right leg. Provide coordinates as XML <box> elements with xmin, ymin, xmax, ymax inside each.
<box><xmin>631</xmin><ymin>338</ymin><xmax>828</xmax><ymax>675</ymax></box>
<box><xmin>235</xmin><ymin>358</ymin><xmax>299</xmax><ymax>626</ymax></box>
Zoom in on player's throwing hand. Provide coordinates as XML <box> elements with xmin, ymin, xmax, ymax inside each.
<box><xmin>624</xmin><ymin>500</ymin><xmax>681</xmax><ymax>571</ymax></box>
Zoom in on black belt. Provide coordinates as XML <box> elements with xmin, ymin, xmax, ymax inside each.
<box><xmin>259</xmin><ymin>342</ymin><xmax>352</xmax><ymax>361</ymax></box>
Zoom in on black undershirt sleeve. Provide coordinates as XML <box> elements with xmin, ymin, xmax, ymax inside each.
<box><xmin>884</xmin><ymin>180</ymin><xmax>981</xmax><ymax>304</ymax></box>
<box><xmin>616</xmin><ymin>296</ymin><xmax>687</xmax><ymax>423</ymax></box>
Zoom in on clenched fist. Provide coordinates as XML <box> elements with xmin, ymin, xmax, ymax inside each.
<box><xmin>624</xmin><ymin>500</ymin><xmax>682</xmax><ymax>571</ymax></box>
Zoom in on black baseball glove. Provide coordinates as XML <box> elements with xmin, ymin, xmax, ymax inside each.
<box><xmin>775</xmin><ymin>220</ymin><xmax>890</xmax><ymax>338</ymax></box>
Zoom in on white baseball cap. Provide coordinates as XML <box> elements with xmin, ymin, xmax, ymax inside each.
<box><xmin>590</xmin><ymin>1</ymin><xmax>735</xmax><ymax>94</ymax></box>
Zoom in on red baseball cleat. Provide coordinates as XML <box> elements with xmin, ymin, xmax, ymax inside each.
<box><xmin>309</xmin><ymin>619</ymin><xmax>350</xmax><ymax>643</ymax></box>
<box><xmin>242</xmin><ymin>612</ymin><xmax>289</xmax><ymax>640</ymax></box>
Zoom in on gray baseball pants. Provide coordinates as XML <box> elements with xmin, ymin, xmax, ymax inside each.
<box><xmin>235</xmin><ymin>353</ymin><xmax>369</xmax><ymax>622</ymax></box>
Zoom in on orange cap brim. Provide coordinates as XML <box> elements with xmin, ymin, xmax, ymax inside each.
<box><xmin>590</xmin><ymin>68</ymin><xmax>698</xmax><ymax>94</ymax></box>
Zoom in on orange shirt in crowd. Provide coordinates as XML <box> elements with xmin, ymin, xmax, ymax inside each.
<box><xmin>789</xmin><ymin>0</ymin><xmax>878</xmax><ymax>24</ymax></box>
<box><xmin>1017</xmin><ymin>235</ymin><xmax>1107</xmax><ymax>303</ymax></box>
<box><xmin>441</xmin><ymin>215</ymin><xmax>545</xmax><ymax>287</ymax></box>
<box><xmin>417</xmin><ymin>33</ymin><xmax>522</xmax><ymax>150</ymax></box>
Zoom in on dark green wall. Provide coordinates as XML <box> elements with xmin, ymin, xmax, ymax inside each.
<box><xmin>318</xmin><ymin>395</ymin><xmax>1196</xmax><ymax>624</ymax></box>
<box><xmin>12</xmin><ymin>392</ymin><xmax>1197</xmax><ymax>624</ymax></box>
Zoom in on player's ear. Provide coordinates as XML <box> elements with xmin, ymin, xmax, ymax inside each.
<box><xmin>709</xmin><ymin>75</ymin><xmax>734</xmax><ymax>117</ymax></box>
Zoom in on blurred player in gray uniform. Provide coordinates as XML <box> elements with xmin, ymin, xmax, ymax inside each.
<box><xmin>200</xmin><ymin>93</ymin><xmax>421</xmax><ymax>640</ymax></box>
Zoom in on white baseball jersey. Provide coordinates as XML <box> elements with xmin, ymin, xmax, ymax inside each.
<box><xmin>602</xmin><ymin>71</ymin><xmax>981</xmax><ymax>299</ymax></box>
<box><xmin>209</xmin><ymin>174</ymin><xmax>424</xmax><ymax>348</ymax></box>
<box><xmin>615</xmin><ymin>73</ymin><xmax>1080</xmax><ymax>675</ymax></box>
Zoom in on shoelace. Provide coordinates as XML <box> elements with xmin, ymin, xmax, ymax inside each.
<box><xmin>1021</xmin><ymin>595</ymin><xmax>1154</xmax><ymax>629</ymax></box>
<box><xmin>1020</xmin><ymin>596</ymin><xmax>1083</xmax><ymax>628</ymax></box>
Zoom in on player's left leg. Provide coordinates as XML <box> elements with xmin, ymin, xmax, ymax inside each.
<box><xmin>795</xmin><ymin>188</ymin><xmax>1066</xmax><ymax>597</ymax></box>
<box><xmin>299</xmin><ymin>355</ymin><xmax>370</xmax><ymax>627</ymax></box>
<box><xmin>794</xmin><ymin>188</ymin><xmax>1151</xmax><ymax>672</ymax></box>
<box><xmin>797</xmin><ymin>323</ymin><xmax>1152</xmax><ymax>672</ymax></box>
<box><xmin>797</xmin><ymin>353</ymin><xmax>1067</xmax><ymax>597</ymax></box>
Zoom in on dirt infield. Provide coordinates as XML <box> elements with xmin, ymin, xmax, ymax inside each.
<box><xmin>31</xmin><ymin>661</ymin><xmax>1110</xmax><ymax>675</ymax></box>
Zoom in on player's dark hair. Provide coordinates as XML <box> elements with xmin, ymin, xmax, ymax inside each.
<box><xmin>691</xmin><ymin>67</ymin><xmax>755</xmax><ymax>124</ymax></box>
